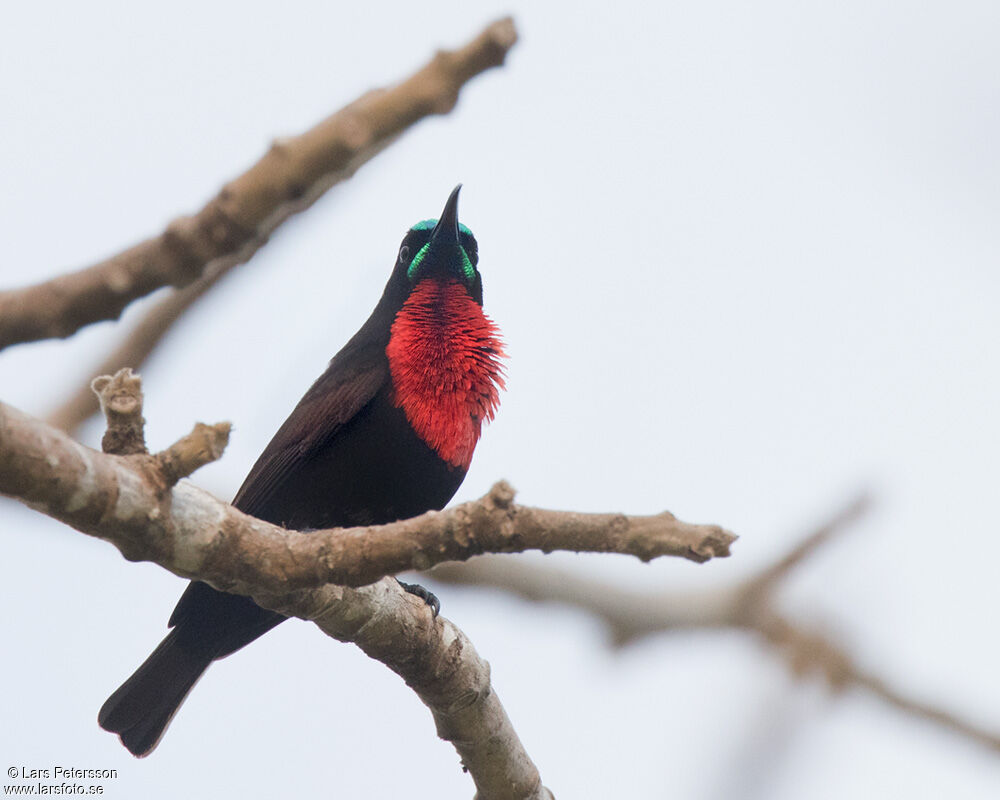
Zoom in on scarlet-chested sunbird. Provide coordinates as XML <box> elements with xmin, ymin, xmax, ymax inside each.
<box><xmin>99</xmin><ymin>186</ymin><xmax>506</xmax><ymax>756</ymax></box>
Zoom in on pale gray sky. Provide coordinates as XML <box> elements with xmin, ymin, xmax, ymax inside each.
<box><xmin>1</xmin><ymin>1</ymin><xmax>999</xmax><ymax>797</ymax></box>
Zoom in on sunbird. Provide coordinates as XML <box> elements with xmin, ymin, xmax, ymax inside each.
<box><xmin>99</xmin><ymin>186</ymin><xmax>505</xmax><ymax>756</ymax></box>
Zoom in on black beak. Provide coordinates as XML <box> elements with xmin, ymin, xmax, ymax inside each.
<box><xmin>429</xmin><ymin>184</ymin><xmax>462</xmax><ymax>247</ymax></box>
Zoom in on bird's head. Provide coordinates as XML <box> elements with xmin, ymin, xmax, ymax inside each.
<box><xmin>391</xmin><ymin>184</ymin><xmax>483</xmax><ymax>305</ymax></box>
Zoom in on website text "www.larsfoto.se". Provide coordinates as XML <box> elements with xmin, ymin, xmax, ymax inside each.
<box><xmin>4</xmin><ymin>767</ymin><xmax>119</xmax><ymax>796</ymax></box>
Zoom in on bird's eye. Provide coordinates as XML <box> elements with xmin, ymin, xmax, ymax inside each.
<box><xmin>398</xmin><ymin>245</ymin><xmax>411</xmax><ymax>264</ymax></box>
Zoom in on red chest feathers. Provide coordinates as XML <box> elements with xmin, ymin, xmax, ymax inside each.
<box><xmin>385</xmin><ymin>279</ymin><xmax>506</xmax><ymax>470</ymax></box>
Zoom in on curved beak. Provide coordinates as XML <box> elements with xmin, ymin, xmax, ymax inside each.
<box><xmin>429</xmin><ymin>184</ymin><xmax>462</xmax><ymax>247</ymax></box>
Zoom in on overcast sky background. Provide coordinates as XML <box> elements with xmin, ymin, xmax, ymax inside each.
<box><xmin>2</xmin><ymin>1</ymin><xmax>999</xmax><ymax>797</ymax></box>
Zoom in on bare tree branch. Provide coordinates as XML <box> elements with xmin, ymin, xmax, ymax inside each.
<box><xmin>428</xmin><ymin>498</ymin><xmax>1000</xmax><ymax>755</ymax></box>
<box><xmin>0</xmin><ymin>16</ymin><xmax>518</xmax><ymax>353</ymax></box>
<box><xmin>153</xmin><ymin>421</ymin><xmax>232</xmax><ymax>486</ymax></box>
<box><xmin>751</xmin><ymin>611</ymin><xmax>1000</xmax><ymax>753</ymax></box>
<box><xmin>276</xmin><ymin>580</ymin><xmax>553</xmax><ymax>800</ymax></box>
<box><xmin>0</xmin><ymin>396</ymin><xmax>734</xmax><ymax>591</ymax></box>
<box><xmin>430</xmin><ymin>558</ymin><xmax>742</xmax><ymax>646</ymax></box>
<box><xmin>851</xmin><ymin>658</ymin><xmax>1000</xmax><ymax>754</ymax></box>
<box><xmin>738</xmin><ymin>493</ymin><xmax>872</xmax><ymax>605</ymax></box>
<box><xmin>436</xmin><ymin>497</ymin><xmax>867</xmax><ymax>644</ymax></box>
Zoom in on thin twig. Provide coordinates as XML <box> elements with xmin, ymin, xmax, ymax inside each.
<box><xmin>430</xmin><ymin>559</ymin><xmax>742</xmax><ymax>646</ymax></box>
<box><xmin>743</xmin><ymin>493</ymin><xmax>872</xmax><ymax>599</ymax></box>
<box><xmin>753</xmin><ymin>611</ymin><xmax>1000</xmax><ymax>753</ymax></box>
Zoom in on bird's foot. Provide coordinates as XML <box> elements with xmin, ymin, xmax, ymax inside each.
<box><xmin>397</xmin><ymin>580</ymin><xmax>440</xmax><ymax>617</ymax></box>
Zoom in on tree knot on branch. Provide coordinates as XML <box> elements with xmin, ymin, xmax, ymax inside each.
<box><xmin>445</xmin><ymin>686</ymin><xmax>490</xmax><ymax>715</ymax></box>
<box><xmin>487</xmin><ymin>480</ymin><xmax>516</xmax><ymax>510</ymax></box>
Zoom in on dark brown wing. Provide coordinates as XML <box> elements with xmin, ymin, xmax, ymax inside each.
<box><xmin>231</xmin><ymin>346</ymin><xmax>389</xmax><ymax>520</ymax></box>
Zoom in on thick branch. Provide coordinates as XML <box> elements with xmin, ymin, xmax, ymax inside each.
<box><xmin>0</xmin><ymin>17</ymin><xmax>518</xmax><ymax>352</ymax></box>
<box><xmin>261</xmin><ymin>580</ymin><xmax>552</xmax><ymax>800</ymax></box>
<box><xmin>0</xmin><ymin>401</ymin><xmax>735</xmax><ymax>595</ymax></box>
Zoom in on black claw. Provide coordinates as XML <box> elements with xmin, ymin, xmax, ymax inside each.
<box><xmin>397</xmin><ymin>580</ymin><xmax>441</xmax><ymax>617</ymax></box>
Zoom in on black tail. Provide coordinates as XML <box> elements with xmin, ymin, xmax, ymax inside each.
<box><xmin>98</xmin><ymin>629</ymin><xmax>212</xmax><ymax>757</ymax></box>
